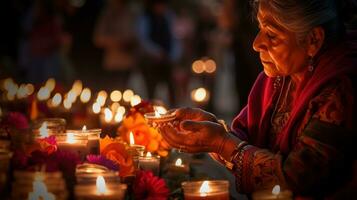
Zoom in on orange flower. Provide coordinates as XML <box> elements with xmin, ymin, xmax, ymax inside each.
<box><xmin>119</xmin><ymin>113</ymin><xmax>151</xmax><ymax>147</ymax></box>
<box><xmin>118</xmin><ymin>112</ymin><xmax>170</xmax><ymax>156</ymax></box>
<box><xmin>101</xmin><ymin>143</ymin><xmax>135</xmax><ymax>177</ymax></box>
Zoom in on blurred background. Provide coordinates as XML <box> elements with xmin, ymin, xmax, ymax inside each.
<box><xmin>0</xmin><ymin>0</ymin><xmax>261</xmax><ymax>122</ymax></box>
<box><xmin>0</xmin><ymin>1</ymin><xmax>267</xmax><ymax>199</ymax></box>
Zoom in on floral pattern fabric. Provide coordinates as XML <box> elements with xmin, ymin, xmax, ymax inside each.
<box><xmin>231</xmin><ymin>78</ymin><xmax>355</xmax><ymax>195</ymax></box>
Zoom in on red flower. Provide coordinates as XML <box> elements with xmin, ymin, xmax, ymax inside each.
<box><xmin>133</xmin><ymin>170</ymin><xmax>169</xmax><ymax>200</ymax></box>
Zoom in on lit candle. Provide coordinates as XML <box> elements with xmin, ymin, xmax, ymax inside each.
<box><xmin>173</xmin><ymin>158</ymin><xmax>189</xmax><ymax>173</ymax></box>
<box><xmin>57</xmin><ymin>132</ymin><xmax>88</xmax><ymax>161</ymax></box>
<box><xmin>128</xmin><ymin>131</ymin><xmax>145</xmax><ymax>156</ymax></box>
<box><xmin>39</xmin><ymin>122</ymin><xmax>48</xmax><ymax>138</ymax></box>
<box><xmin>143</xmin><ymin>107</ymin><xmax>176</xmax><ymax>127</ymax></box>
<box><xmin>28</xmin><ymin>175</ymin><xmax>55</xmax><ymax>200</ymax></box>
<box><xmin>68</xmin><ymin>126</ymin><xmax>101</xmax><ymax>154</ymax></box>
<box><xmin>83</xmin><ymin>126</ymin><xmax>101</xmax><ymax>155</ymax></box>
<box><xmin>33</xmin><ymin>118</ymin><xmax>66</xmax><ymax>137</ymax></box>
<box><xmin>191</xmin><ymin>87</ymin><xmax>210</xmax><ymax>103</ymax></box>
<box><xmin>139</xmin><ymin>152</ymin><xmax>160</xmax><ymax>176</ymax></box>
<box><xmin>182</xmin><ymin>180</ymin><xmax>229</xmax><ymax>200</ymax></box>
<box><xmin>75</xmin><ymin>163</ymin><xmax>119</xmax><ymax>185</ymax></box>
<box><xmin>127</xmin><ymin>131</ymin><xmax>145</xmax><ymax>169</ymax></box>
<box><xmin>252</xmin><ymin>185</ymin><xmax>293</xmax><ymax>200</ymax></box>
<box><xmin>74</xmin><ymin>175</ymin><xmax>126</xmax><ymax>200</ymax></box>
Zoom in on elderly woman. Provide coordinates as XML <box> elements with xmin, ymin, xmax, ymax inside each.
<box><xmin>161</xmin><ymin>0</ymin><xmax>356</xmax><ymax>198</ymax></box>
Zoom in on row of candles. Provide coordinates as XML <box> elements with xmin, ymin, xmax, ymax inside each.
<box><xmin>2</xmin><ymin>111</ymin><xmax>293</xmax><ymax>199</ymax></box>
<box><xmin>0</xmin><ymin>78</ymin><xmax>211</xmax><ymax>111</ymax></box>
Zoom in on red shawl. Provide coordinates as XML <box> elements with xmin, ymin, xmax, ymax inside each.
<box><xmin>232</xmin><ymin>31</ymin><xmax>357</xmax><ymax>154</ymax></box>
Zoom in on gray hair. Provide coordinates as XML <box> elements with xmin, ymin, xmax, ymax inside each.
<box><xmin>252</xmin><ymin>0</ymin><xmax>345</xmax><ymax>43</ymax></box>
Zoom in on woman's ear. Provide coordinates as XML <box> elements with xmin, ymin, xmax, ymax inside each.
<box><xmin>306</xmin><ymin>27</ymin><xmax>325</xmax><ymax>57</ymax></box>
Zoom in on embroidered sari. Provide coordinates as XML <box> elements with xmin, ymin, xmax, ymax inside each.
<box><xmin>230</xmin><ymin>32</ymin><xmax>357</xmax><ymax>198</ymax></box>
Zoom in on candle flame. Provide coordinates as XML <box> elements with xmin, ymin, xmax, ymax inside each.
<box><xmin>110</xmin><ymin>90</ymin><xmax>122</xmax><ymax>102</ymax></box>
<box><xmin>63</xmin><ymin>98</ymin><xmax>72</xmax><ymax>110</ymax></box>
<box><xmin>39</xmin><ymin>122</ymin><xmax>48</xmax><ymax>138</ymax></box>
<box><xmin>192</xmin><ymin>87</ymin><xmax>208</xmax><ymax>102</ymax></box>
<box><xmin>117</xmin><ymin>106</ymin><xmax>126</xmax><ymax>115</ymax></box>
<box><xmin>96</xmin><ymin>175</ymin><xmax>107</xmax><ymax>195</ymax></box>
<box><xmin>123</xmin><ymin>89</ymin><xmax>134</xmax><ymax>102</ymax></box>
<box><xmin>37</xmin><ymin>87</ymin><xmax>51</xmax><ymax>101</ymax></box>
<box><xmin>129</xmin><ymin>131</ymin><xmax>135</xmax><ymax>145</ymax></box>
<box><xmin>175</xmin><ymin>158</ymin><xmax>182</xmax><ymax>166</ymax></box>
<box><xmin>146</xmin><ymin>152</ymin><xmax>152</xmax><ymax>157</ymax></box>
<box><xmin>199</xmin><ymin>181</ymin><xmax>211</xmax><ymax>196</ymax></box>
<box><xmin>45</xmin><ymin>78</ymin><xmax>56</xmax><ymax>92</ymax></box>
<box><xmin>66</xmin><ymin>133</ymin><xmax>75</xmax><ymax>144</ymax></box>
<box><xmin>82</xmin><ymin>125</ymin><xmax>87</xmax><ymax>131</ymax></box>
<box><xmin>205</xmin><ymin>59</ymin><xmax>217</xmax><ymax>73</ymax></box>
<box><xmin>92</xmin><ymin>102</ymin><xmax>101</xmax><ymax>114</ymax></box>
<box><xmin>104</xmin><ymin>108</ymin><xmax>113</xmax><ymax>122</ymax></box>
<box><xmin>26</xmin><ymin>84</ymin><xmax>35</xmax><ymax>95</ymax></box>
<box><xmin>272</xmin><ymin>185</ymin><xmax>280</xmax><ymax>195</ymax></box>
<box><xmin>130</xmin><ymin>95</ymin><xmax>141</xmax><ymax>107</ymax></box>
<box><xmin>114</xmin><ymin>112</ymin><xmax>123</xmax><ymax>123</ymax></box>
<box><xmin>72</xmin><ymin>80</ymin><xmax>83</xmax><ymax>95</ymax></box>
<box><xmin>16</xmin><ymin>84</ymin><xmax>28</xmax><ymax>99</ymax></box>
<box><xmin>154</xmin><ymin>106</ymin><xmax>167</xmax><ymax>114</ymax></box>
<box><xmin>154</xmin><ymin>108</ymin><xmax>161</xmax><ymax>118</ymax></box>
<box><xmin>80</xmin><ymin>88</ymin><xmax>91</xmax><ymax>103</ymax></box>
<box><xmin>52</xmin><ymin>93</ymin><xmax>62</xmax><ymax>107</ymax></box>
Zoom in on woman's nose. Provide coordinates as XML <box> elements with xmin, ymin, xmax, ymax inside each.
<box><xmin>253</xmin><ymin>31</ymin><xmax>265</xmax><ymax>52</ymax></box>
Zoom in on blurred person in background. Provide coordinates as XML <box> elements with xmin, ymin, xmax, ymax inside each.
<box><xmin>93</xmin><ymin>0</ymin><xmax>138</xmax><ymax>91</ymax></box>
<box><xmin>19</xmin><ymin>0</ymin><xmax>71</xmax><ymax>84</ymax></box>
<box><xmin>137</xmin><ymin>0</ymin><xmax>181</xmax><ymax>106</ymax></box>
<box><xmin>221</xmin><ymin>0</ymin><xmax>261</xmax><ymax>110</ymax></box>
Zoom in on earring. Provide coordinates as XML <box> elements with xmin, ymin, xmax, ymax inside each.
<box><xmin>273</xmin><ymin>76</ymin><xmax>281</xmax><ymax>89</ymax></box>
<box><xmin>308</xmin><ymin>56</ymin><xmax>314</xmax><ymax>72</ymax></box>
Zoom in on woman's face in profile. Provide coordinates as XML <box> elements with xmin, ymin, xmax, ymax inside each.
<box><xmin>252</xmin><ymin>5</ymin><xmax>309</xmax><ymax>78</ymax></box>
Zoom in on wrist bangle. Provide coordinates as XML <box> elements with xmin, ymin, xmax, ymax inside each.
<box><xmin>230</xmin><ymin>141</ymin><xmax>248</xmax><ymax>163</ymax></box>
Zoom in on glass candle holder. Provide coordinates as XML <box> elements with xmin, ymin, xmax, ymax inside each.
<box><xmin>11</xmin><ymin>171</ymin><xmax>67</xmax><ymax>200</ymax></box>
<box><xmin>74</xmin><ymin>182</ymin><xmax>127</xmax><ymax>200</ymax></box>
<box><xmin>67</xmin><ymin>128</ymin><xmax>101</xmax><ymax>155</ymax></box>
<box><xmin>75</xmin><ymin>163</ymin><xmax>120</xmax><ymax>185</ymax></box>
<box><xmin>32</xmin><ymin>118</ymin><xmax>66</xmax><ymax>138</ymax></box>
<box><xmin>252</xmin><ymin>187</ymin><xmax>293</xmax><ymax>200</ymax></box>
<box><xmin>139</xmin><ymin>152</ymin><xmax>160</xmax><ymax>176</ymax></box>
<box><xmin>166</xmin><ymin>158</ymin><xmax>190</xmax><ymax>175</ymax></box>
<box><xmin>75</xmin><ymin>164</ymin><xmax>126</xmax><ymax>200</ymax></box>
<box><xmin>56</xmin><ymin>132</ymin><xmax>88</xmax><ymax>161</ymax></box>
<box><xmin>182</xmin><ymin>180</ymin><xmax>229</xmax><ymax>200</ymax></box>
<box><xmin>127</xmin><ymin>144</ymin><xmax>145</xmax><ymax>169</ymax></box>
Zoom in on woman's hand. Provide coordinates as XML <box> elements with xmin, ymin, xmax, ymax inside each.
<box><xmin>174</xmin><ymin>107</ymin><xmax>218</xmax><ymax>123</ymax></box>
<box><xmin>160</xmin><ymin>120</ymin><xmax>228</xmax><ymax>153</ymax></box>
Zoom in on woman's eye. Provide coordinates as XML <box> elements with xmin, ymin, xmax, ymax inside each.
<box><xmin>266</xmin><ymin>32</ymin><xmax>276</xmax><ymax>40</ymax></box>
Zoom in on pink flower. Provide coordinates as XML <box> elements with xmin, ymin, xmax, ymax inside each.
<box><xmin>86</xmin><ymin>154</ymin><xmax>119</xmax><ymax>171</ymax></box>
<box><xmin>36</xmin><ymin>135</ymin><xmax>57</xmax><ymax>155</ymax></box>
<box><xmin>133</xmin><ymin>170</ymin><xmax>169</xmax><ymax>200</ymax></box>
<box><xmin>3</xmin><ymin>112</ymin><xmax>29</xmax><ymax>129</ymax></box>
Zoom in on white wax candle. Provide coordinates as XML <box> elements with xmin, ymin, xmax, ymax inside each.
<box><xmin>139</xmin><ymin>152</ymin><xmax>160</xmax><ymax>176</ymax></box>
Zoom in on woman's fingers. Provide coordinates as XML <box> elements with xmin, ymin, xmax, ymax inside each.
<box><xmin>175</xmin><ymin>107</ymin><xmax>217</xmax><ymax>122</ymax></box>
<box><xmin>180</xmin><ymin>120</ymin><xmax>204</xmax><ymax>132</ymax></box>
<box><xmin>160</xmin><ymin>125</ymin><xmax>184</xmax><ymax>149</ymax></box>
